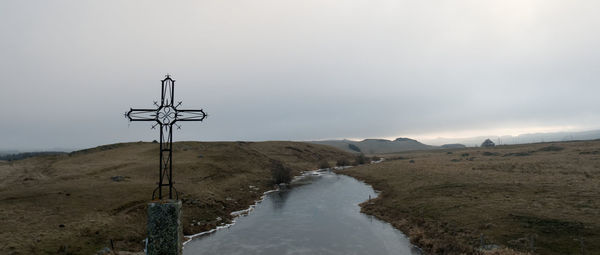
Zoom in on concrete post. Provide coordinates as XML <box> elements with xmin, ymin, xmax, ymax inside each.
<box><xmin>147</xmin><ymin>200</ymin><xmax>183</xmax><ymax>255</ymax></box>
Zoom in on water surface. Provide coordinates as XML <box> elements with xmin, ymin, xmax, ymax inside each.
<box><xmin>184</xmin><ymin>171</ymin><xmax>420</xmax><ymax>255</ymax></box>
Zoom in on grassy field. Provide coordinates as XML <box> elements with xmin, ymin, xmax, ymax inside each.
<box><xmin>342</xmin><ymin>140</ymin><xmax>600</xmax><ymax>254</ymax></box>
<box><xmin>0</xmin><ymin>141</ymin><xmax>353</xmax><ymax>255</ymax></box>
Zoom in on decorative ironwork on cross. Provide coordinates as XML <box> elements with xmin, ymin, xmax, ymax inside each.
<box><xmin>125</xmin><ymin>75</ymin><xmax>207</xmax><ymax>200</ymax></box>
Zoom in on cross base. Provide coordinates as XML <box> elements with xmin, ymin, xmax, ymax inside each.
<box><xmin>147</xmin><ymin>200</ymin><xmax>183</xmax><ymax>255</ymax></box>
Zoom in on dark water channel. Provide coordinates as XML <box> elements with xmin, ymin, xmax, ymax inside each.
<box><xmin>184</xmin><ymin>171</ymin><xmax>420</xmax><ymax>255</ymax></box>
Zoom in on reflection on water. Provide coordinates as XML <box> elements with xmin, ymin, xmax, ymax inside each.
<box><xmin>184</xmin><ymin>171</ymin><xmax>420</xmax><ymax>255</ymax></box>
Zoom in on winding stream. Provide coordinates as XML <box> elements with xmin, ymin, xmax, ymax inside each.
<box><xmin>184</xmin><ymin>171</ymin><xmax>420</xmax><ymax>255</ymax></box>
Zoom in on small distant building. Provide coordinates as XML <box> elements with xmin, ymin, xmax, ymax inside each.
<box><xmin>481</xmin><ymin>139</ymin><xmax>496</xmax><ymax>148</ymax></box>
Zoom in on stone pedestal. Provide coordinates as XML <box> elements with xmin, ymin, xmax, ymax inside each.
<box><xmin>147</xmin><ymin>200</ymin><xmax>183</xmax><ymax>255</ymax></box>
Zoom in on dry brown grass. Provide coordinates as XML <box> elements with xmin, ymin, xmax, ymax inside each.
<box><xmin>0</xmin><ymin>141</ymin><xmax>352</xmax><ymax>255</ymax></box>
<box><xmin>343</xmin><ymin>140</ymin><xmax>600</xmax><ymax>255</ymax></box>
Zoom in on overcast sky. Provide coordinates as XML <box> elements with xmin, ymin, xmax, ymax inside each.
<box><xmin>1</xmin><ymin>1</ymin><xmax>600</xmax><ymax>150</ymax></box>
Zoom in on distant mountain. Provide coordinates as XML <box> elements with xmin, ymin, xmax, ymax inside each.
<box><xmin>0</xmin><ymin>150</ymin><xmax>19</xmax><ymax>156</ymax></box>
<box><xmin>440</xmin><ymin>144</ymin><xmax>467</xmax><ymax>149</ymax></box>
<box><xmin>0</xmin><ymin>151</ymin><xmax>67</xmax><ymax>161</ymax></box>
<box><xmin>310</xmin><ymin>137</ymin><xmax>435</xmax><ymax>154</ymax></box>
<box><xmin>422</xmin><ymin>129</ymin><xmax>600</xmax><ymax>147</ymax></box>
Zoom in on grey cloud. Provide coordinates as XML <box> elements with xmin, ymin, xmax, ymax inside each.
<box><xmin>1</xmin><ymin>0</ymin><xmax>599</xmax><ymax>150</ymax></box>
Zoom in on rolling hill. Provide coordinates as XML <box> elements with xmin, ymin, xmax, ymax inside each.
<box><xmin>310</xmin><ymin>137</ymin><xmax>437</xmax><ymax>154</ymax></box>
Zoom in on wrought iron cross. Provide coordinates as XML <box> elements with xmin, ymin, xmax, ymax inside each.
<box><xmin>125</xmin><ymin>75</ymin><xmax>207</xmax><ymax>200</ymax></box>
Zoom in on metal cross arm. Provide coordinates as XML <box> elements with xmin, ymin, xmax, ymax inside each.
<box><xmin>125</xmin><ymin>75</ymin><xmax>207</xmax><ymax>200</ymax></box>
<box><xmin>126</xmin><ymin>109</ymin><xmax>157</xmax><ymax>122</ymax></box>
<box><xmin>176</xmin><ymin>109</ymin><xmax>207</xmax><ymax>122</ymax></box>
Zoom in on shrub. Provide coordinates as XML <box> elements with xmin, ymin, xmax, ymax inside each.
<box><xmin>354</xmin><ymin>154</ymin><xmax>369</xmax><ymax>165</ymax></box>
<box><xmin>538</xmin><ymin>145</ymin><xmax>564</xmax><ymax>152</ymax></box>
<box><xmin>270</xmin><ymin>160</ymin><xmax>292</xmax><ymax>184</ymax></box>
<box><xmin>503</xmin><ymin>152</ymin><xmax>531</xmax><ymax>157</ymax></box>
<box><xmin>336</xmin><ymin>158</ymin><xmax>350</xmax><ymax>167</ymax></box>
<box><xmin>482</xmin><ymin>152</ymin><xmax>499</xmax><ymax>156</ymax></box>
<box><xmin>319</xmin><ymin>161</ymin><xmax>331</xmax><ymax>169</ymax></box>
<box><xmin>388</xmin><ymin>156</ymin><xmax>406</xmax><ymax>160</ymax></box>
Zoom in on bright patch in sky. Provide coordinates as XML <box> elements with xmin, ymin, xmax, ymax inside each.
<box><xmin>401</xmin><ymin>125</ymin><xmax>587</xmax><ymax>142</ymax></box>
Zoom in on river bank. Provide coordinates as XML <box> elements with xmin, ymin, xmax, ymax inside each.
<box><xmin>341</xmin><ymin>140</ymin><xmax>600</xmax><ymax>254</ymax></box>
